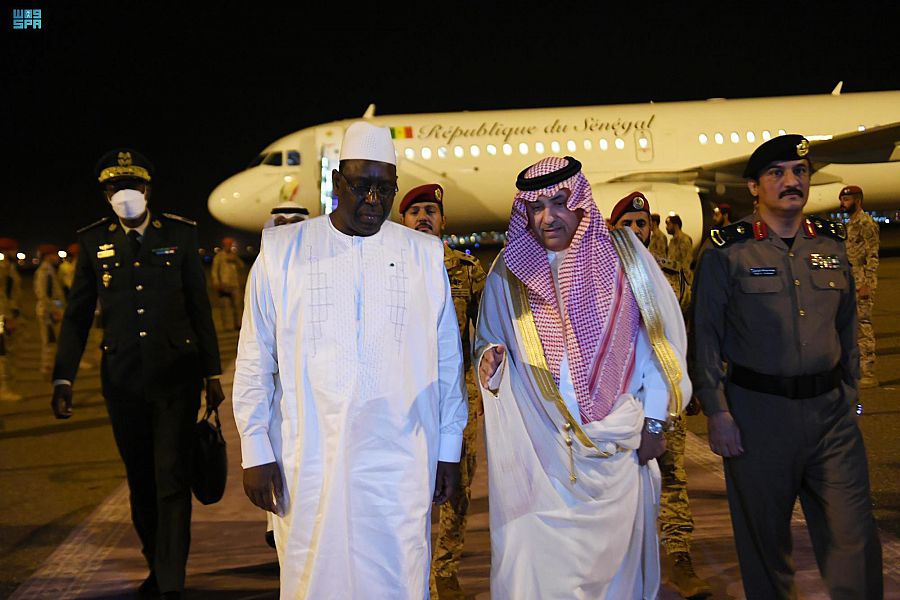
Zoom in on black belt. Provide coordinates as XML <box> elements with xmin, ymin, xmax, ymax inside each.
<box><xmin>729</xmin><ymin>363</ymin><xmax>842</xmax><ymax>399</ymax></box>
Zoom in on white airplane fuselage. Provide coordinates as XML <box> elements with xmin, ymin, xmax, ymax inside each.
<box><xmin>209</xmin><ymin>91</ymin><xmax>900</xmax><ymax>245</ymax></box>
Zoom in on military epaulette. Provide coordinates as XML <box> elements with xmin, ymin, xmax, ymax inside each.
<box><xmin>806</xmin><ymin>215</ymin><xmax>847</xmax><ymax>241</ymax></box>
<box><xmin>162</xmin><ymin>213</ymin><xmax>197</xmax><ymax>226</ymax></box>
<box><xmin>710</xmin><ymin>222</ymin><xmax>753</xmax><ymax>247</ymax></box>
<box><xmin>458</xmin><ymin>253</ymin><xmax>480</xmax><ymax>266</ymax></box>
<box><xmin>77</xmin><ymin>217</ymin><xmax>110</xmax><ymax>234</ymax></box>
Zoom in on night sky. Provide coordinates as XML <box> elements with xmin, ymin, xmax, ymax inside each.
<box><xmin>3</xmin><ymin>2</ymin><xmax>899</xmax><ymax>253</ymax></box>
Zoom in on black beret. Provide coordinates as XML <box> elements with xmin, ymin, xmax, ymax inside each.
<box><xmin>96</xmin><ymin>148</ymin><xmax>154</xmax><ymax>183</ymax></box>
<box><xmin>743</xmin><ymin>134</ymin><xmax>810</xmax><ymax>179</ymax></box>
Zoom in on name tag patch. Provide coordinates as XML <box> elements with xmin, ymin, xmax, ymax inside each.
<box><xmin>152</xmin><ymin>246</ymin><xmax>178</xmax><ymax>256</ymax></box>
<box><xmin>750</xmin><ymin>267</ymin><xmax>777</xmax><ymax>276</ymax></box>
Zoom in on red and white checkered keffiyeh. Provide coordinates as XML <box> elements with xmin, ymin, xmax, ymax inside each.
<box><xmin>503</xmin><ymin>157</ymin><xmax>640</xmax><ymax>423</ymax></box>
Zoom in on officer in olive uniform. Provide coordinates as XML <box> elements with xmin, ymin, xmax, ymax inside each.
<box><xmin>649</xmin><ymin>213</ymin><xmax>669</xmax><ymax>260</ymax></box>
<box><xmin>399</xmin><ymin>184</ymin><xmax>485</xmax><ymax>600</ymax></box>
<box><xmin>610</xmin><ymin>192</ymin><xmax>710</xmax><ymax>599</ymax></box>
<box><xmin>34</xmin><ymin>244</ymin><xmax>65</xmax><ymax>374</ymax></box>
<box><xmin>51</xmin><ymin>149</ymin><xmax>225</xmax><ymax>599</ymax></box>
<box><xmin>693</xmin><ymin>135</ymin><xmax>882</xmax><ymax>599</ymax></box>
<box><xmin>839</xmin><ymin>185</ymin><xmax>880</xmax><ymax>388</ymax></box>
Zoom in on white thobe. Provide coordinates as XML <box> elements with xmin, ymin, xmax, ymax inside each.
<box><xmin>477</xmin><ymin>230</ymin><xmax>690</xmax><ymax>600</ymax></box>
<box><xmin>233</xmin><ymin>216</ymin><xmax>467</xmax><ymax>599</ymax></box>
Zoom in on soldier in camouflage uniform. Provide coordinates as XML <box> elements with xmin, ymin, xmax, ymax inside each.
<box><xmin>611</xmin><ymin>192</ymin><xmax>711</xmax><ymax>599</ymax></box>
<box><xmin>666</xmin><ymin>213</ymin><xmax>694</xmax><ymax>279</ymax></box>
<box><xmin>34</xmin><ymin>244</ymin><xmax>66</xmax><ymax>376</ymax></box>
<box><xmin>0</xmin><ymin>238</ymin><xmax>23</xmax><ymax>401</ymax></box>
<box><xmin>839</xmin><ymin>185</ymin><xmax>879</xmax><ymax>388</ymax></box>
<box><xmin>400</xmin><ymin>183</ymin><xmax>485</xmax><ymax>600</ymax></box>
<box><xmin>649</xmin><ymin>213</ymin><xmax>668</xmax><ymax>260</ymax></box>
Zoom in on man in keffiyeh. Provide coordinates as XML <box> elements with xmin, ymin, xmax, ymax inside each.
<box><xmin>474</xmin><ymin>156</ymin><xmax>691</xmax><ymax>599</ymax></box>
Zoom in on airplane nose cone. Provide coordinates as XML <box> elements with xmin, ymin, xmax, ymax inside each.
<box><xmin>208</xmin><ymin>173</ymin><xmax>265</xmax><ymax>231</ymax></box>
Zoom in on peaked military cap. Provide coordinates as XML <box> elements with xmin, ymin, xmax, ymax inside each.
<box><xmin>743</xmin><ymin>134</ymin><xmax>811</xmax><ymax>179</ymax></box>
<box><xmin>96</xmin><ymin>148</ymin><xmax>154</xmax><ymax>184</ymax></box>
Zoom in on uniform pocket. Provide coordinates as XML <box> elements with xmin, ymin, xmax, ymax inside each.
<box><xmin>810</xmin><ymin>271</ymin><xmax>847</xmax><ymax>291</ymax></box>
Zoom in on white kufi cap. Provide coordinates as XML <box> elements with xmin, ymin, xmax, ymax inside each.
<box><xmin>338</xmin><ymin>121</ymin><xmax>396</xmax><ymax>165</ymax></box>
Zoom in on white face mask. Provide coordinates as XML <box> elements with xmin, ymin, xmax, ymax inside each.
<box><xmin>110</xmin><ymin>188</ymin><xmax>147</xmax><ymax>220</ymax></box>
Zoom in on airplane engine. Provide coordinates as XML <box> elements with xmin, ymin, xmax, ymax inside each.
<box><xmin>591</xmin><ymin>182</ymin><xmax>706</xmax><ymax>248</ymax></box>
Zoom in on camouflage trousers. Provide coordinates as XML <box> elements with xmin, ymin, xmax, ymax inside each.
<box><xmin>430</xmin><ymin>368</ymin><xmax>479</xmax><ymax>587</ymax></box>
<box><xmin>36</xmin><ymin>306</ymin><xmax>60</xmax><ymax>374</ymax></box>
<box><xmin>658</xmin><ymin>413</ymin><xmax>694</xmax><ymax>555</ymax></box>
<box><xmin>856</xmin><ymin>285</ymin><xmax>876</xmax><ymax>378</ymax></box>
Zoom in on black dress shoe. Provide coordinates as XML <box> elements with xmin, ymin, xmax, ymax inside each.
<box><xmin>137</xmin><ymin>572</ymin><xmax>158</xmax><ymax>597</ymax></box>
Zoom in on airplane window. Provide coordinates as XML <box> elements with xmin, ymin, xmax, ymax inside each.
<box><xmin>503</xmin><ymin>144</ymin><xmax>513</xmax><ymax>156</ymax></box>
<box><xmin>535</xmin><ymin>142</ymin><xmax>545</xmax><ymax>154</ymax></box>
<box><xmin>263</xmin><ymin>152</ymin><xmax>283</xmax><ymax>166</ymax></box>
<box><xmin>778</xmin><ymin>129</ymin><xmax>786</xmax><ymax>136</ymax></box>
<box><xmin>404</xmin><ymin>148</ymin><xmax>416</xmax><ymax>160</ymax></box>
<box><xmin>698</xmin><ymin>133</ymin><xmax>708</xmax><ymax>145</ymax></box>
<box><xmin>551</xmin><ymin>141</ymin><xmax>561</xmax><ymax>153</ymax></box>
<box><xmin>487</xmin><ymin>144</ymin><xmax>497</xmax><ymax>156</ymax></box>
<box><xmin>422</xmin><ymin>147</ymin><xmax>432</xmax><ymax>160</ymax></box>
<box><xmin>762</xmin><ymin>130</ymin><xmax>771</xmax><ymax>141</ymax></box>
<box><xmin>438</xmin><ymin>147</ymin><xmax>448</xmax><ymax>159</ymax></box>
<box><xmin>287</xmin><ymin>151</ymin><xmax>301</xmax><ymax>165</ymax></box>
<box><xmin>730</xmin><ymin>132</ymin><xmax>740</xmax><ymax>143</ymax></box>
<box><xmin>615</xmin><ymin>138</ymin><xmax>625</xmax><ymax>150</ymax></box>
<box><xmin>518</xmin><ymin>142</ymin><xmax>529</xmax><ymax>155</ymax></box>
<box><xmin>470</xmin><ymin>145</ymin><xmax>480</xmax><ymax>157</ymax></box>
<box><xmin>638</xmin><ymin>137</ymin><xmax>649</xmax><ymax>149</ymax></box>
<box><xmin>599</xmin><ymin>139</ymin><xmax>609</xmax><ymax>151</ymax></box>
<box><xmin>583</xmin><ymin>140</ymin><xmax>592</xmax><ymax>151</ymax></box>
<box><xmin>247</xmin><ymin>153</ymin><xmax>266</xmax><ymax>168</ymax></box>
<box><xmin>858</xmin><ymin>125</ymin><xmax>866</xmax><ymax>132</ymax></box>
<box><xmin>714</xmin><ymin>133</ymin><xmax>724</xmax><ymax>145</ymax></box>
<box><xmin>454</xmin><ymin>146</ymin><xmax>464</xmax><ymax>158</ymax></box>
<box><xmin>746</xmin><ymin>131</ymin><xmax>756</xmax><ymax>143</ymax></box>
<box><xmin>567</xmin><ymin>140</ymin><xmax>577</xmax><ymax>152</ymax></box>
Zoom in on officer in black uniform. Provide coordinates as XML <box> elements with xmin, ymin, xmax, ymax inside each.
<box><xmin>692</xmin><ymin>135</ymin><xmax>882</xmax><ymax>599</ymax></box>
<box><xmin>51</xmin><ymin>149</ymin><xmax>224</xmax><ymax>599</ymax></box>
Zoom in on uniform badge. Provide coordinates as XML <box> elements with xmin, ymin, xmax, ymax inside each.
<box><xmin>632</xmin><ymin>196</ymin><xmax>645</xmax><ymax>210</ymax></box>
<box><xmin>97</xmin><ymin>245</ymin><xmax>116</xmax><ymax>259</ymax></box>
<box><xmin>152</xmin><ymin>246</ymin><xmax>178</xmax><ymax>256</ymax></box>
<box><xmin>108</xmin><ymin>223</ymin><xmax>118</xmax><ymax>232</ymax></box>
<box><xmin>434</xmin><ymin>188</ymin><xmax>442</xmax><ymax>201</ymax></box>
<box><xmin>102</xmin><ymin>271</ymin><xmax>113</xmax><ymax>288</ymax></box>
<box><xmin>750</xmin><ymin>267</ymin><xmax>777</xmax><ymax>276</ymax></box>
<box><xmin>796</xmin><ymin>139</ymin><xmax>810</xmax><ymax>157</ymax></box>
<box><xmin>118</xmin><ymin>151</ymin><xmax>133</xmax><ymax>166</ymax></box>
<box><xmin>809</xmin><ymin>253</ymin><xmax>840</xmax><ymax>269</ymax></box>
<box><xmin>152</xmin><ymin>219</ymin><xmax>162</xmax><ymax>229</ymax></box>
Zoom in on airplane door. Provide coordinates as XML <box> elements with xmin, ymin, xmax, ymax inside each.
<box><xmin>634</xmin><ymin>128</ymin><xmax>654</xmax><ymax>162</ymax></box>
<box><xmin>316</xmin><ymin>127</ymin><xmax>343</xmax><ymax>215</ymax></box>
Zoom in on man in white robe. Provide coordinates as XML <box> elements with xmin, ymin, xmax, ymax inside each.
<box><xmin>475</xmin><ymin>156</ymin><xmax>691</xmax><ymax>600</ymax></box>
<box><xmin>232</xmin><ymin>121</ymin><xmax>468</xmax><ymax>599</ymax></box>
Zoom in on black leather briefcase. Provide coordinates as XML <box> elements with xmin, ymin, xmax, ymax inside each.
<box><xmin>192</xmin><ymin>407</ymin><xmax>228</xmax><ymax>505</ymax></box>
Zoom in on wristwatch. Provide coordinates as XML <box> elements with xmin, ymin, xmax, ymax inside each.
<box><xmin>644</xmin><ymin>418</ymin><xmax>667</xmax><ymax>436</ymax></box>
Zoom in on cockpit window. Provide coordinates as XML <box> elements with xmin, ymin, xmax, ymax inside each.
<box><xmin>247</xmin><ymin>153</ymin><xmax>266</xmax><ymax>168</ymax></box>
<box><xmin>287</xmin><ymin>151</ymin><xmax>301</xmax><ymax>166</ymax></box>
<box><xmin>263</xmin><ymin>152</ymin><xmax>283</xmax><ymax>166</ymax></box>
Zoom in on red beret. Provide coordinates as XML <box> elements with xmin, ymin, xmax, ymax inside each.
<box><xmin>38</xmin><ymin>244</ymin><xmax>59</xmax><ymax>257</ymax></box>
<box><xmin>399</xmin><ymin>184</ymin><xmax>443</xmax><ymax>214</ymax></box>
<box><xmin>839</xmin><ymin>185</ymin><xmax>863</xmax><ymax>197</ymax></box>
<box><xmin>609</xmin><ymin>192</ymin><xmax>651</xmax><ymax>226</ymax></box>
<box><xmin>0</xmin><ymin>238</ymin><xmax>18</xmax><ymax>252</ymax></box>
<box><xmin>67</xmin><ymin>242</ymin><xmax>80</xmax><ymax>255</ymax></box>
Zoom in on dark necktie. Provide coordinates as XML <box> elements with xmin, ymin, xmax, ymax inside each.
<box><xmin>128</xmin><ymin>230</ymin><xmax>142</xmax><ymax>256</ymax></box>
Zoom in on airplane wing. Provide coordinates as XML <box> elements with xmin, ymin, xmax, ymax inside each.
<box><xmin>607</xmin><ymin>122</ymin><xmax>900</xmax><ymax>190</ymax></box>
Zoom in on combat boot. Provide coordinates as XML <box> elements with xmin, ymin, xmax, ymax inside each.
<box><xmin>669</xmin><ymin>552</ymin><xmax>711</xmax><ymax>598</ymax></box>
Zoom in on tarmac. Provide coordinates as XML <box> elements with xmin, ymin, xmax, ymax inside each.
<box><xmin>4</xmin><ymin>255</ymin><xmax>900</xmax><ymax>599</ymax></box>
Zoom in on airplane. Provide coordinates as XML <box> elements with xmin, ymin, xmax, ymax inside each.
<box><xmin>208</xmin><ymin>86</ymin><xmax>900</xmax><ymax>246</ymax></box>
